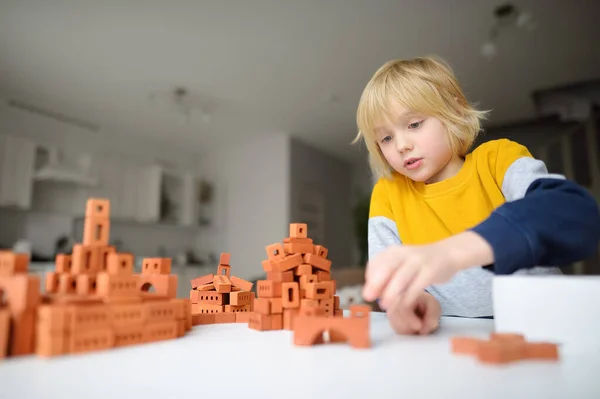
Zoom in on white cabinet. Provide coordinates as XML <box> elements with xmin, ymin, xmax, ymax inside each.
<box><xmin>0</xmin><ymin>135</ymin><xmax>36</xmax><ymax>208</ymax></box>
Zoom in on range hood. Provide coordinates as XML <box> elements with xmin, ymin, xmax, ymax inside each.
<box><xmin>34</xmin><ymin>148</ymin><xmax>98</xmax><ymax>187</ymax></box>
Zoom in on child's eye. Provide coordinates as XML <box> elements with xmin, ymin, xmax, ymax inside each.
<box><xmin>408</xmin><ymin>120</ymin><xmax>424</xmax><ymax>129</ymax></box>
<box><xmin>380</xmin><ymin>136</ymin><xmax>392</xmax><ymax>144</ymax></box>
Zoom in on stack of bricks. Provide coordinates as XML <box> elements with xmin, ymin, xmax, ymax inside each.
<box><xmin>248</xmin><ymin>223</ymin><xmax>342</xmax><ymax>332</ymax></box>
<box><xmin>190</xmin><ymin>253</ymin><xmax>255</xmax><ymax>325</ymax></box>
<box><xmin>0</xmin><ymin>252</ymin><xmax>41</xmax><ymax>358</ymax></box>
<box><xmin>33</xmin><ymin>198</ymin><xmax>192</xmax><ymax>358</ymax></box>
<box><xmin>451</xmin><ymin>333</ymin><xmax>559</xmax><ymax>364</ymax></box>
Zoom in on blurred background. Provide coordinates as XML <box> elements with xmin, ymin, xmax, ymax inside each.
<box><xmin>0</xmin><ymin>1</ymin><xmax>598</xmax><ymax>298</ymax></box>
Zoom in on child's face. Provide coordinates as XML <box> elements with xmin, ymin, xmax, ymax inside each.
<box><xmin>374</xmin><ymin>103</ymin><xmax>461</xmax><ymax>184</ymax></box>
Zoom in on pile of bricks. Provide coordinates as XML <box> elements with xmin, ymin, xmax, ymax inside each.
<box><xmin>190</xmin><ymin>253</ymin><xmax>255</xmax><ymax>325</ymax></box>
<box><xmin>248</xmin><ymin>223</ymin><xmax>343</xmax><ymax>331</ymax></box>
<box><xmin>0</xmin><ymin>252</ymin><xmax>40</xmax><ymax>358</ymax></box>
<box><xmin>27</xmin><ymin>198</ymin><xmax>190</xmax><ymax>358</ymax></box>
<box><xmin>451</xmin><ymin>333</ymin><xmax>559</xmax><ymax>364</ymax></box>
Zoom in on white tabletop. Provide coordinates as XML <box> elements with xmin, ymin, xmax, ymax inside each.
<box><xmin>0</xmin><ymin>312</ymin><xmax>599</xmax><ymax>399</ymax></box>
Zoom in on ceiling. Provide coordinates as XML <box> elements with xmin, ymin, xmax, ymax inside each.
<box><xmin>0</xmin><ymin>0</ymin><xmax>599</xmax><ymax>165</ymax></box>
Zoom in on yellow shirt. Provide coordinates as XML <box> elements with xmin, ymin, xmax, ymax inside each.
<box><xmin>369</xmin><ymin>138</ymin><xmax>533</xmax><ymax>245</ymax></box>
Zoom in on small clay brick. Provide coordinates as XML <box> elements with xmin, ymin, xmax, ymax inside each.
<box><xmin>38</xmin><ymin>304</ymin><xmax>70</xmax><ymax>332</ymax></box>
<box><xmin>299</xmin><ymin>274</ymin><xmax>318</xmax><ymax>290</ymax></box>
<box><xmin>114</xmin><ymin>325</ymin><xmax>145</xmax><ymax>347</ymax></box>
<box><xmin>289</xmin><ymin>223</ymin><xmax>308</xmax><ymax>239</ymax></box>
<box><xmin>217</xmin><ymin>264</ymin><xmax>231</xmax><ymax>278</ymax></box>
<box><xmin>170</xmin><ymin>298</ymin><xmax>186</xmax><ymax>320</ymax></box>
<box><xmin>477</xmin><ymin>341</ymin><xmax>525</xmax><ymax>364</ymax></box>
<box><xmin>139</xmin><ymin>274</ymin><xmax>178</xmax><ymax>299</ymax></box>
<box><xmin>142</xmin><ymin>258</ymin><xmax>172</xmax><ymax>275</ymax></box>
<box><xmin>231</xmin><ymin>286</ymin><xmax>241</xmax><ymax>292</ymax></box>
<box><xmin>230</xmin><ymin>291</ymin><xmax>254</xmax><ymax>306</ymax></box>
<box><xmin>192</xmin><ymin>291</ymin><xmax>226</xmax><ymax>305</ymax></box>
<box><xmin>76</xmin><ymin>274</ymin><xmax>97</xmax><ymax>295</ymax></box>
<box><xmin>318</xmin><ymin>298</ymin><xmax>334</xmax><ymax>316</ymax></box>
<box><xmin>72</xmin><ymin>244</ymin><xmax>101</xmax><ymax>274</ymax></box>
<box><xmin>190</xmin><ymin>274</ymin><xmax>214</xmax><ymax>289</ymax></box>
<box><xmin>106</xmin><ymin>252</ymin><xmax>134</xmax><ymax>275</ymax></box>
<box><xmin>58</xmin><ymin>273</ymin><xmax>77</xmax><ymax>295</ymax></box>
<box><xmin>334</xmin><ymin>309</ymin><xmax>344</xmax><ymax>317</ymax></box>
<box><xmin>145</xmin><ymin>301</ymin><xmax>178</xmax><ymax>323</ymax></box>
<box><xmin>35</xmin><ymin>331</ymin><xmax>66</xmax><ymax>357</ymax></box>
<box><xmin>143</xmin><ymin>321</ymin><xmax>178</xmax><ymax>343</ymax></box>
<box><xmin>109</xmin><ymin>302</ymin><xmax>148</xmax><ymax>327</ymax></box>
<box><xmin>275</xmin><ymin>253</ymin><xmax>303</xmax><ymax>272</ymax></box>
<box><xmin>303</xmin><ymin>253</ymin><xmax>331</xmax><ymax>272</ymax></box>
<box><xmin>9</xmin><ymin>309</ymin><xmax>36</xmax><ymax>355</ymax></box>
<box><xmin>214</xmin><ymin>313</ymin><xmax>236</xmax><ymax>324</ymax></box>
<box><xmin>283</xmin><ymin>237</ymin><xmax>313</xmax><ymax>244</ymax></box>
<box><xmin>265</xmin><ymin>243</ymin><xmax>286</xmax><ymax>262</ymax></box>
<box><xmin>254</xmin><ymin>298</ymin><xmax>272</xmax><ymax>315</ymax></box>
<box><xmin>96</xmin><ymin>273</ymin><xmax>139</xmax><ymax>299</ymax></box>
<box><xmin>284</xmin><ymin>243</ymin><xmax>315</xmax><ymax>255</ymax></box>
<box><xmin>333</xmin><ymin>296</ymin><xmax>340</xmax><ymax>309</ymax></box>
<box><xmin>224</xmin><ymin>304</ymin><xmax>252</xmax><ymax>313</ymax></box>
<box><xmin>55</xmin><ymin>254</ymin><xmax>72</xmax><ymax>274</ymax></box>
<box><xmin>236</xmin><ymin>312</ymin><xmax>253</xmax><ymax>323</ymax></box>
<box><xmin>85</xmin><ymin>198</ymin><xmax>110</xmax><ymax>218</ymax></box>
<box><xmin>524</xmin><ymin>342</ymin><xmax>559</xmax><ymax>360</ymax></box>
<box><xmin>294</xmin><ymin>264</ymin><xmax>313</xmax><ymax>276</ymax></box>
<box><xmin>249</xmin><ymin>313</ymin><xmax>282</xmax><ymax>331</ymax></box>
<box><xmin>98</xmin><ymin>246</ymin><xmax>116</xmax><ymax>272</ymax></box>
<box><xmin>257</xmin><ymin>280</ymin><xmax>282</xmax><ymax>298</ymax></box>
<box><xmin>219</xmin><ymin>252</ymin><xmax>231</xmax><ymax>265</ymax></box>
<box><xmin>266</xmin><ymin>271</ymin><xmax>294</xmax><ymax>282</ymax></box>
<box><xmin>490</xmin><ymin>333</ymin><xmax>526</xmax><ymax>343</ymax></box>
<box><xmin>283</xmin><ymin>308</ymin><xmax>299</xmax><ymax>330</ymax></box>
<box><xmin>67</xmin><ymin>303</ymin><xmax>110</xmax><ymax>332</ymax></box>
<box><xmin>451</xmin><ymin>336</ymin><xmax>484</xmax><ymax>355</ymax></box>
<box><xmin>261</xmin><ymin>260</ymin><xmax>274</xmax><ymax>272</ymax></box>
<box><xmin>313</xmin><ymin>245</ymin><xmax>329</xmax><ymax>259</ymax></box>
<box><xmin>68</xmin><ymin>327</ymin><xmax>115</xmax><ymax>354</ymax></box>
<box><xmin>300</xmin><ymin>299</ymin><xmax>324</xmax><ymax>316</ymax></box>
<box><xmin>213</xmin><ymin>274</ymin><xmax>232</xmax><ymax>293</ymax></box>
<box><xmin>230</xmin><ymin>276</ymin><xmax>253</xmax><ymax>292</ymax></box>
<box><xmin>282</xmin><ymin>282</ymin><xmax>300</xmax><ymax>309</ymax></box>
<box><xmin>0</xmin><ymin>252</ymin><xmax>29</xmax><ymax>276</ymax></box>
<box><xmin>191</xmin><ymin>303</ymin><xmax>224</xmax><ymax>314</ymax></box>
<box><xmin>83</xmin><ymin>216</ymin><xmax>110</xmax><ymax>246</ymax></box>
<box><xmin>190</xmin><ymin>290</ymin><xmax>201</xmax><ymax>303</ymax></box>
<box><xmin>0</xmin><ymin>274</ymin><xmax>41</xmax><ymax>315</ymax></box>
<box><xmin>305</xmin><ymin>282</ymin><xmax>333</xmax><ymax>300</ymax></box>
<box><xmin>270</xmin><ymin>298</ymin><xmax>283</xmax><ymax>314</ymax></box>
<box><xmin>184</xmin><ymin>299</ymin><xmax>192</xmax><ymax>330</ymax></box>
<box><xmin>45</xmin><ymin>271</ymin><xmax>59</xmax><ymax>293</ymax></box>
<box><xmin>192</xmin><ymin>313</ymin><xmax>215</xmax><ymax>325</ymax></box>
<box><xmin>316</xmin><ymin>270</ymin><xmax>331</xmax><ymax>281</ymax></box>
<box><xmin>197</xmin><ymin>283</ymin><xmax>215</xmax><ymax>291</ymax></box>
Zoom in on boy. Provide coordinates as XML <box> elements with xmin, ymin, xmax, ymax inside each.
<box><xmin>353</xmin><ymin>56</ymin><xmax>600</xmax><ymax>335</ymax></box>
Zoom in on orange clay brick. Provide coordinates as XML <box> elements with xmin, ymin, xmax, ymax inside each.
<box><xmin>313</xmin><ymin>245</ymin><xmax>329</xmax><ymax>258</ymax></box>
<box><xmin>275</xmin><ymin>253</ymin><xmax>304</xmax><ymax>272</ymax></box>
<box><xmin>37</xmin><ymin>304</ymin><xmax>70</xmax><ymax>332</ymax></box>
<box><xmin>142</xmin><ymin>258</ymin><xmax>172</xmax><ymax>275</ymax></box>
<box><xmin>283</xmin><ymin>237</ymin><xmax>313</xmax><ymax>244</ymax></box>
<box><xmin>192</xmin><ymin>304</ymin><xmax>223</xmax><ymax>314</ymax></box>
<box><xmin>270</xmin><ymin>298</ymin><xmax>283</xmax><ymax>314</ymax></box>
<box><xmin>76</xmin><ymin>274</ymin><xmax>97</xmax><ymax>295</ymax></box>
<box><xmin>0</xmin><ymin>274</ymin><xmax>41</xmax><ymax>315</ymax></box>
<box><xmin>524</xmin><ymin>342</ymin><xmax>559</xmax><ymax>360</ymax></box>
<box><xmin>266</xmin><ymin>271</ymin><xmax>294</xmax><ymax>282</ymax></box>
<box><xmin>230</xmin><ymin>291</ymin><xmax>254</xmax><ymax>306</ymax></box>
<box><xmin>0</xmin><ymin>252</ymin><xmax>28</xmax><ymax>276</ymax></box>
<box><xmin>143</xmin><ymin>321</ymin><xmax>178</xmax><ymax>343</ymax></box>
<box><xmin>138</xmin><ymin>274</ymin><xmax>178</xmax><ymax>299</ymax></box>
<box><xmin>219</xmin><ymin>252</ymin><xmax>231</xmax><ymax>265</ymax></box>
<box><xmin>71</xmin><ymin>244</ymin><xmax>101</xmax><ymax>274</ymax></box>
<box><xmin>68</xmin><ymin>327</ymin><xmax>115</xmax><ymax>354</ymax></box>
<box><xmin>192</xmin><ymin>314</ymin><xmax>215</xmax><ymax>325</ymax></box>
<box><xmin>305</xmin><ymin>282</ymin><xmax>333</xmax><ymax>300</ymax></box>
<box><xmin>261</xmin><ymin>260</ymin><xmax>274</xmax><ymax>272</ymax></box>
<box><xmin>477</xmin><ymin>340</ymin><xmax>526</xmax><ymax>364</ymax></box>
<box><xmin>289</xmin><ymin>223</ymin><xmax>308</xmax><ymax>238</ymax></box>
<box><xmin>300</xmin><ymin>299</ymin><xmax>324</xmax><ymax>316</ymax></box>
<box><xmin>316</xmin><ymin>270</ymin><xmax>331</xmax><ymax>281</ymax></box>
<box><xmin>45</xmin><ymin>271</ymin><xmax>59</xmax><ymax>293</ymax></box>
<box><xmin>334</xmin><ymin>296</ymin><xmax>340</xmax><ymax>309</ymax></box>
<box><xmin>490</xmin><ymin>333</ymin><xmax>526</xmax><ymax>343</ymax></box>
<box><xmin>284</xmin><ymin>242</ymin><xmax>315</xmax><ymax>255</ymax></box>
<box><xmin>0</xmin><ymin>308</ymin><xmax>10</xmax><ymax>358</ymax></box>
<box><xmin>231</xmin><ymin>286</ymin><xmax>241</xmax><ymax>292</ymax></box>
<box><xmin>194</xmin><ymin>291</ymin><xmax>227</xmax><ymax>305</ymax></box>
<box><xmin>217</xmin><ymin>264</ymin><xmax>231</xmax><ymax>277</ymax></box>
<box><xmin>86</xmin><ymin>198</ymin><xmax>110</xmax><ymax>218</ymax></box>
<box><xmin>114</xmin><ymin>325</ymin><xmax>145</xmax><ymax>347</ymax></box>
<box><xmin>257</xmin><ymin>280</ymin><xmax>282</xmax><ymax>298</ymax></box>
<box><xmin>299</xmin><ymin>274</ymin><xmax>318</xmax><ymax>290</ymax></box>
<box><xmin>334</xmin><ymin>309</ymin><xmax>344</xmax><ymax>317</ymax></box>
<box><xmin>66</xmin><ymin>303</ymin><xmax>110</xmax><ymax>333</ymax></box>
<box><xmin>145</xmin><ymin>301</ymin><xmax>178</xmax><ymax>323</ymax></box>
<box><xmin>294</xmin><ymin>264</ymin><xmax>312</xmax><ymax>276</ymax></box>
<box><xmin>98</xmin><ymin>246</ymin><xmax>116</xmax><ymax>272</ymax></box>
<box><xmin>106</xmin><ymin>252</ymin><xmax>134</xmax><ymax>275</ymax></box>
<box><xmin>55</xmin><ymin>254</ymin><xmax>72</xmax><ymax>274</ymax></box>
<box><xmin>303</xmin><ymin>253</ymin><xmax>331</xmax><ymax>272</ymax></box>
<box><xmin>283</xmin><ymin>308</ymin><xmax>299</xmax><ymax>330</ymax></box>
<box><xmin>230</xmin><ymin>276</ymin><xmax>253</xmax><ymax>292</ymax></box>
<box><xmin>318</xmin><ymin>298</ymin><xmax>334</xmax><ymax>316</ymax></box>
<box><xmin>35</xmin><ymin>331</ymin><xmax>66</xmax><ymax>357</ymax></box>
<box><xmin>83</xmin><ymin>216</ymin><xmax>110</xmax><ymax>246</ymax></box>
<box><xmin>58</xmin><ymin>274</ymin><xmax>77</xmax><ymax>294</ymax></box>
<box><xmin>213</xmin><ymin>274</ymin><xmax>232</xmax><ymax>293</ymax></box>
<box><xmin>96</xmin><ymin>273</ymin><xmax>139</xmax><ymax>299</ymax></box>
<box><xmin>225</xmin><ymin>304</ymin><xmax>252</xmax><ymax>313</ymax></box>
<box><xmin>214</xmin><ymin>313</ymin><xmax>236</xmax><ymax>324</ymax></box>
<box><xmin>265</xmin><ymin>243</ymin><xmax>286</xmax><ymax>263</ymax></box>
<box><xmin>197</xmin><ymin>283</ymin><xmax>215</xmax><ymax>291</ymax></box>
<box><xmin>9</xmin><ymin>309</ymin><xmax>36</xmax><ymax>355</ymax></box>
<box><xmin>451</xmin><ymin>337</ymin><xmax>485</xmax><ymax>355</ymax></box>
<box><xmin>190</xmin><ymin>290</ymin><xmax>200</xmax><ymax>303</ymax></box>
<box><xmin>191</xmin><ymin>274</ymin><xmax>214</xmax><ymax>289</ymax></box>
<box><xmin>109</xmin><ymin>302</ymin><xmax>148</xmax><ymax>327</ymax></box>
<box><xmin>282</xmin><ymin>282</ymin><xmax>300</xmax><ymax>309</ymax></box>
<box><xmin>236</xmin><ymin>312</ymin><xmax>253</xmax><ymax>323</ymax></box>
<box><xmin>249</xmin><ymin>313</ymin><xmax>283</xmax><ymax>331</ymax></box>
<box><xmin>254</xmin><ymin>298</ymin><xmax>271</xmax><ymax>315</ymax></box>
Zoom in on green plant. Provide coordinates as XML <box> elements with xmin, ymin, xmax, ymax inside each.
<box><xmin>353</xmin><ymin>193</ymin><xmax>371</xmax><ymax>267</ymax></box>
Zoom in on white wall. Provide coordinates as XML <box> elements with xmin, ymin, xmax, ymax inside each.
<box><xmin>197</xmin><ymin>134</ymin><xmax>291</xmax><ymax>280</ymax></box>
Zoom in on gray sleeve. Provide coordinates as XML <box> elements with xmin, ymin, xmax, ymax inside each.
<box><xmin>502</xmin><ymin>156</ymin><xmax>565</xmax><ymax>275</ymax></box>
<box><xmin>368</xmin><ymin>216</ymin><xmax>401</xmax><ymax>261</ymax></box>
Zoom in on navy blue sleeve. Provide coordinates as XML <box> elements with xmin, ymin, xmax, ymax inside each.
<box><xmin>471</xmin><ymin>178</ymin><xmax>600</xmax><ymax>275</ymax></box>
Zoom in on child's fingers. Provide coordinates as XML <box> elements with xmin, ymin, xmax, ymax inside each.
<box><xmin>399</xmin><ymin>270</ymin><xmax>433</xmax><ymax>309</ymax></box>
<box><xmin>362</xmin><ymin>252</ymin><xmax>397</xmax><ymax>302</ymax></box>
<box><xmin>389</xmin><ymin>301</ymin><xmax>422</xmax><ymax>333</ymax></box>
<box><xmin>379</xmin><ymin>262</ymin><xmax>418</xmax><ymax>310</ymax></box>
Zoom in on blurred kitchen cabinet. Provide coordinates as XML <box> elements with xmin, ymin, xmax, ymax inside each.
<box><xmin>0</xmin><ymin>135</ymin><xmax>36</xmax><ymax>208</ymax></box>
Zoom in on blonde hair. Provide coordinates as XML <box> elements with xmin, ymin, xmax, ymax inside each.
<box><xmin>353</xmin><ymin>56</ymin><xmax>490</xmax><ymax>180</ymax></box>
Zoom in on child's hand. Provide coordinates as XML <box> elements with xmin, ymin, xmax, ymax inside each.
<box><xmin>363</xmin><ymin>231</ymin><xmax>494</xmax><ymax>310</ymax></box>
<box><xmin>387</xmin><ymin>291</ymin><xmax>441</xmax><ymax>335</ymax></box>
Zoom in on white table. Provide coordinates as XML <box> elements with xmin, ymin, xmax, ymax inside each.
<box><xmin>0</xmin><ymin>312</ymin><xmax>598</xmax><ymax>399</ymax></box>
